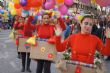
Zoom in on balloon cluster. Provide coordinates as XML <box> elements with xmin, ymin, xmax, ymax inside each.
<box><xmin>7</xmin><ymin>0</ymin><xmax>110</xmax><ymax>17</ymax></box>
<box><xmin>7</xmin><ymin>0</ymin><xmax>75</xmax><ymax>16</ymax></box>
<box><xmin>8</xmin><ymin>0</ymin><xmax>43</xmax><ymax>16</ymax></box>
<box><xmin>0</xmin><ymin>6</ymin><xmax>9</xmax><ymax>18</ymax></box>
<box><xmin>56</xmin><ymin>0</ymin><xmax>73</xmax><ymax>15</ymax></box>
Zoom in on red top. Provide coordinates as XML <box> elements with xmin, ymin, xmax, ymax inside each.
<box><xmin>13</xmin><ymin>22</ymin><xmax>36</xmax><ymax>37</ymax></box>
<box><xmin>23</xmin><ymin>24</ymin><xmax>36</xmax><ymax>37</ymax></box>
<box><xmin>13</xmin><ymin>22</ymin><xmax>24</xmax><ymax>35</ymax></box>
<box><xmin>13</xmin><ymin>21</ymin><xmax>19</xmax><ymax>29</ymax></box>
<box><xmin>56</xmin><ymin>33</ymin><xmax>110</xmax><ymax>64</ymax></box>
<box><xmin>36</xmin><ymin>24</ymin><xmax>55</xmax><ymax>39</ymax></box>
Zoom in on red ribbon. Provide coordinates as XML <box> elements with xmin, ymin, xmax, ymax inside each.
<box><xmin>75</xmin><ymin>65</ymin><xmax>81</xmax><ymax>73</ymax></box>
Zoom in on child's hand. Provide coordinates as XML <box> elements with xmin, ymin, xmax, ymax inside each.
<box><xmin>55</xmin><ymin>24</ymin><xmax>62</xmax><ymax>36</ymax></box>
<box><xmin>105</xmin><ymin>28</ymin><xmax>110</xmax><ymax>38</ymax></box>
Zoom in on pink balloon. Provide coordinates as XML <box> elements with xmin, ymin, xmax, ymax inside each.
<box><xmin>80</xmin><ymin>0</ymin><xmax>90</xmax><ymax>5</ymax></box>
<box><xmin>59</xmin><ymin>4</ymin><xmax>68</xmax><ymax>15</ymax></box>
<box><xmin>48</xmin><ymin>0</ymin><xmax>56</xmax><ymax>5</ymax></box>
<box><xmin>37</xmin><ymin>12</ymin><xmax>42</xmax><ymax>16</ymax></box>
<box><xmin>96</xmin><ymin>0</ymin><xmax>110</xmax><ymax>7</ymax></box>
<box><xmin>64</xmin><ymin>0</ymin><xmax>73</xmax><ymax>6</ymax></box>
<box><xmin>44</xmin><ymin>2</ymin><xmax>55</xmax><ymax>10</ymax></box>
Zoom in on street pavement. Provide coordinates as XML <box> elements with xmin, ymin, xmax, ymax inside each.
<box><xmin>0</xmin><ymin>30</ymin><xmax>110</xmax><ymax>73</ymax></box>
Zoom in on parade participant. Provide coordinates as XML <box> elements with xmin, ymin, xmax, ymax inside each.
<box><xmin>13</xmin><ymin>16</ymin><xmax>25</xmax><ymax>58</ymax></box>
<box><xmin>13</xmin><ymin>15</ymin><xmax>20</xmax><ymax>30</ymax></box>
<box><xmin>91</xmin><ymin>18</ymin><xmax>99</xmax><ymax>36</ymax></box>
<box><xmin>36</xmin><ymin>13</ymin><xmax>55</xmax><ymax>73</ymax></box>
<box><xmin>20</xmin><ymin>16</ymin><xmax>36</xmax><ymax>72</ymax></box>
<box><xmin>13</xmin><ymin>16</ymin><xmax>25</xmax><ymax>41</ymax></box>
<box><xmin>55</xmin><ymin>15</ymin><xmax>110</xmax><ymax>73</ymax></box>
<box><xmin>105</xmin><ymin>15</ymin><xmax>110</xmax><ymax>61</ymax></box>
<box><xmin>13</xmin><ymin>16</ymin><xmax>20</xmax><ymax>58</ymax></box>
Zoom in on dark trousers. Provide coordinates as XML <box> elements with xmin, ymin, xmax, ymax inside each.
<box><xmin>17</xmin><ymin>46</ymin><xmax>21</xmax><ymax>57</ymax></box>
<box><xmin>21</xmin><ymin>52</ymin><xmax>31</xmax><ymax>69</ymax></box>
<box><xmin>36</xmin><ymin>60</ymin><xmax>51</xmax><ymax>73</ymax></box>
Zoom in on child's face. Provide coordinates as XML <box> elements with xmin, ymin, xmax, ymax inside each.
<box><xmin>42</xmin><ymin>15</ymin><xmax>50</xmax><ymax>24</ymax></box>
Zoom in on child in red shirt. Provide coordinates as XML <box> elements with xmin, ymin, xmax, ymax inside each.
<box><xmin>20</xmin><ymin>16</ymin><xmax>36</xmax><ymax>72</ymax></box>
<box><xmin>13</xmin><ymin>16</ymin><xmax>25</xmax><ymax>59</ymax></box>
<box><xmin>36</xmin><ymin>13</ymin><xmax>55</xmax><ymax>73</ymax></box>
<box><xmin>55</xmin><ymin>15</ymin><xmax>110</xmax><ymax>73</ymax></box>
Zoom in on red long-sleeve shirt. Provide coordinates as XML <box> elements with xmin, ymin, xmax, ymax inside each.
<box><xmin>15</xmin><ymin>23</ymin><xmax>36</xmax><ymax>45</ymax></box>
<box><xmin>23</xmin><ymin>24</ymin><xmax>36</xmax><ymax>37</ymax></box>
<box><xmin>13</xmin><ymin>22</ymin><xmax>24</xmax><ymax>35</ymax></box>
<box><xmin>36</xmin><ymin>24</ymin><xmax>55</xmax><ymax>39</ymax></box>
<box><xmin>56</xmin><ymin>33</ymin><xmax>110</xmax><ymax>64</ymax></box>
<box><xmin>13</xmin><ymin>21</ymin><xmax>19</xmax><ymax>30</ymax></box>
<box><xmin>13</xmin><ymin>22</ymin><xmax>36</xmax><ymax>37</ymax></box>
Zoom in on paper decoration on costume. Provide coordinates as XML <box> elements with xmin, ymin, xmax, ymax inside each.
<box><xmin>48</xmin><ymin>53</ymin><xmax>54</xmax><ymax>58</ymax></box>
<box><xmin>26</xmin><ymin>35</ymin><xmax>37</xmax><ymax>46</ymax></box>
<box><xmin>30</xmin><ymin>41</ymin><xmax>57</xmax><ymax>62</ymax></box>
<box><xmin>37</xmin><ymin>38</ymin><xmax>48</xmax><ymax>41</ymax></box>
<box><xmin>40</xmin><ymin>47</ymin><xmax>46</xmax><ymax>52</ymax></box>
<box><xmin>24</xmin><ymin>43</ymin><xmax>31</xmax><ymax>49</ymax></box>
<box><xmin>18</xmin><ymin>38</ymin><xmax>30</xmax><ymax>52</ymax></box>
<box><xmin>94</xmin><ymin>58</ymin><xmax>101</xmax><ymax>65</ymax></box>
<box><xmin>75</xmin><ymin>65</ymin><xmax>81</xmax><ymax>73</ymax></box>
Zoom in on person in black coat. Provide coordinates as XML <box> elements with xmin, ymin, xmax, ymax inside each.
<box><xmin>105</xmin><ymin>16</ymin><xmax>110</xmax><ymax>61</ymax></box>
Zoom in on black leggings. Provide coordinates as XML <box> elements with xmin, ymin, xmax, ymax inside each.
<box><xmin>36</xmin><ymin>60</ymin><xmax>51</xmax><ymax>73</ymax></box>
<box><xmin>21</xmin><ymin>52</ymin><xmax>31</xmax><ymax>69</ymax></box>
<box><xmin>17</xmin><ymin>46</ymin><xmax>21</xmax><ymax>56</ymax></box>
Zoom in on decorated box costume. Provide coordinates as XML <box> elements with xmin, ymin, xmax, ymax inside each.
<box><xmin>30</xmin><ymin>24</ymin><xmax>57</xmax><ymax>62</ymax></box>
<box><xmin>30</xmin><ymin>39</ymin><xmax>57</xmax><ymax>62</ymax></box>
<box><xmin>55</xmin><ymin>33</ymin><xmax>110</xmax><ymax>73</ymax></box>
